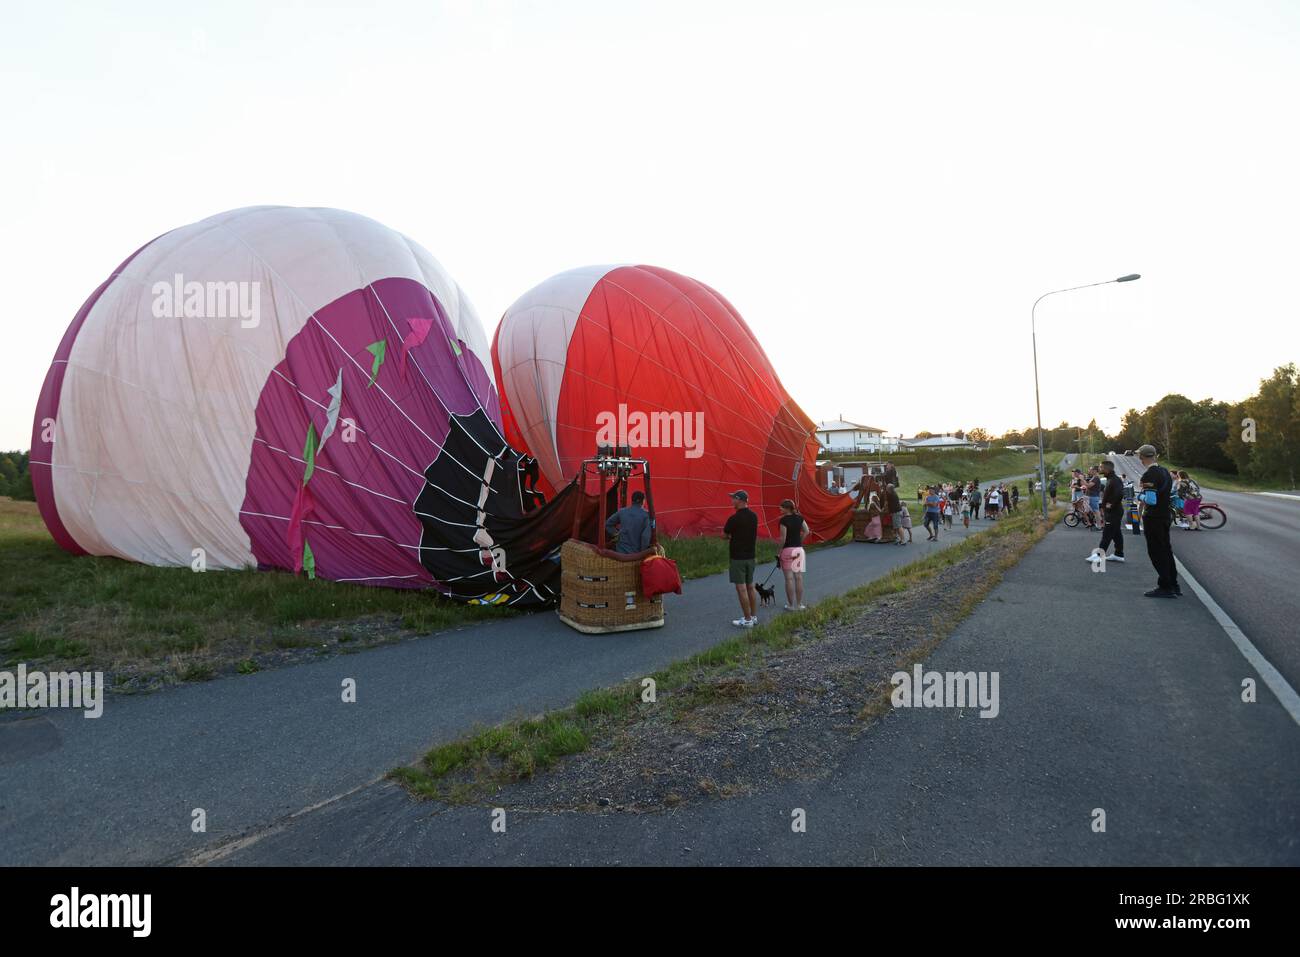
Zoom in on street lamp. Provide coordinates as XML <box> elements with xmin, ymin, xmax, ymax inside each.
<box><xmin>1032</xmin><ymin>274</ymin><xmax>1141</xmax><ymax>520</ymax></box>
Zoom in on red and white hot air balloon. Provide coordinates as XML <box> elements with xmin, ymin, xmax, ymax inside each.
<box><xmin>492</xmin><ymin>265</ymin><xmax>852</xmax><ymax>542</ymax></box>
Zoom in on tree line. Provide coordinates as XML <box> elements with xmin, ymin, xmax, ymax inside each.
<box><xmin>0</xmin><ymin>450</ymin><xmax>34</xmax><ymax>500</ymax></box>
<box><xmin>967</xmin><ymin>363</ymin><xmax>1297</xmax><ymax>487</ymax></box>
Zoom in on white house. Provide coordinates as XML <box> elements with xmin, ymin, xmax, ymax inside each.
<box><xmin>815</xmin><ymin>419</ymin><xmax>889</xmax><ymax>453</ymax></box>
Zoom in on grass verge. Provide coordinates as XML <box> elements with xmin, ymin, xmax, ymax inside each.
<box><xmin>0</xmin><ymin>496</ymin><xmax>842</xmax><ymax>686</ymax></box>
<box><xmin>391</xmin><ymin>502</ymin><xmax>1062</xmax><ymax>803</ymax></box>
<box><xmin>0</xmin><ymin>497</ymin><xmax>516</xmax><ymax>686</ymax></box>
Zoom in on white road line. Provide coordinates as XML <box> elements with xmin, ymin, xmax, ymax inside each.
<box><xmin>1254</xmin><ymin>491</ymin><xmax>1300</xmax><ymax>501</ymax></box>
<box><xmin>1176</xmin><ymin>558</ymin><xmax>1300</xmax><ymax>727</ymax></box>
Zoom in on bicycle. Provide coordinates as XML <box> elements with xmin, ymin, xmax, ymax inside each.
<box><xmin>1063</xmin><ymin>500</ymin><xmax>1101</xmax><ymax>529</ymax></box>
<box><xmin>1174</xmin><ymin>501</ymin><xmax>1227</xmax><ymax>530</ymax></box>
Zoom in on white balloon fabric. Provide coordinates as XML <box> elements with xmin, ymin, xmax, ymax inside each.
<box><xmin>30</xmin><ymin>207</ymin><xmax>568</xmax><ymax>604</ymax></box>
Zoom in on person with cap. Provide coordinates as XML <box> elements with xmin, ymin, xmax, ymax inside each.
<box><xmin>1136</xmin><ymin>444</ymin><xmax>1180</xmax><ymax>598</ymax></box>
<box><xmin>604</xmin><ymin>490</ymin><xmax>653</xmax><ymax>554</ymax></box>
<box><xmin>723</xmin><ymin>489</ymin><xmax>760</xmax><ymax>626</ymax></box>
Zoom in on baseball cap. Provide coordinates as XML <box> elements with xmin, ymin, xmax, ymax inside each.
<box><xmin>1136</xmin><ymin>444</ymin><xmax>1157</xmax><ymax>458</ymax></box>
<box><xmin>730</xmin><ymin>489</ymin><xmax>748</xmax><ymax>501</ymax></box>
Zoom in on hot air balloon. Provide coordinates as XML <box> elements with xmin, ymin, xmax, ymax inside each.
<box><xmin>492</xmin><ymin>265</ymin><xmax>853</xmax><ymax>542</ymax></box>
<box><xmin>30</xmin><ymin>206</ymin><xmax>590</xmax><ymax>607</ymax></box>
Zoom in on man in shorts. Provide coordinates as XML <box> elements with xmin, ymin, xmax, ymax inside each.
<box><xmin>723</xmin><ymin>490</ymin><xmax>759</xmax><ymax>627</ymax></box>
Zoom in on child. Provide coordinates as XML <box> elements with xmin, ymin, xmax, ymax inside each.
<box><xmin>898</xmin><ymin>503</ymin><xmax>913</xmax><ymax>543</ymax></box>
<box><xmin>960</xmin><ymin>492</ymin><xmax>971</xmax><ymax>528</ymax></box>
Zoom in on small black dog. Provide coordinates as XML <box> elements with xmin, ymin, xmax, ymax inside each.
<box><xmin>755</xmin><ymin>582</ymin><xmax>776</xmax><ymax>606</ymax></box>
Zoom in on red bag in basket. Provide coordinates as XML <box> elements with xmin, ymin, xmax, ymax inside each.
<box><xmin>640</xmin><ymin>554</ymin><xmax>682</xmax><ymax>598</ymax></box>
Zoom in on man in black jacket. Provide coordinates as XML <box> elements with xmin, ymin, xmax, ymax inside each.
<box><xmin>1092</xmin><ymin>459</ymin><xmax>1125</xmax><ymax>563</ymax></box>
<box><xmin>1137</xmin><ymin>445</ymin><xmax>1180</xmax><ymax>598</ymax></box>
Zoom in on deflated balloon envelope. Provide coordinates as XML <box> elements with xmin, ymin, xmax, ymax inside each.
<box><xmin>30</xmin><ymin>206</ymin><xmax>587</xmax><ymax>607</ymax></box>
<box><xmin>492</xmin><ymin>264</ymin><xmax>853</xmax><ymax>542</ymax></box>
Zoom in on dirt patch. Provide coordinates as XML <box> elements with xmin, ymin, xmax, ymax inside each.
<box><xmin>55</xmin><ymin>615</ymin><xmax>437</xmax><ymax>696</ymax></box>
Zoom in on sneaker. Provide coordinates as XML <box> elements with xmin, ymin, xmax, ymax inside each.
<box><xmin>783</xmin><ymin>604</ymin><xmax>795</xmax><ymax>611</ymax></box>
<box><xmin>732</xmin><ymin>618</ymin><xmax>748</xmax><ymax>627</ymax></box>
<box><xmin>1085</xmin><ymin>554</ymin><xmax>1102</xmax><ymax>561</ymax></box>
<box><xmin>1106</xmin><ymin>555</ymin><xmax>1125</xmax><ymax>562</ymax></box>
<box><xmin>798</xmin><ymin>604</ymin><xmax>807</xmax><ymax>610</ymax></box>
<box><xmin>743</xmin><ymin>617</ymin><xmax>757</xmax><ymax>628</ymax></box>
<box><xmin>1144</xmin><ymin>588</ymin><xmax>1177</xmax><ymax>598</ymax></box>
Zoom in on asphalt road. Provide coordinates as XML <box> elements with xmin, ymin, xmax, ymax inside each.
<box><xmin>218</xmin><ymin>516</ymin><xmax>1300</xmax><ymax>866</ymax></box>
<box><xmin>1110</xmin><ymin>454</ymin><xmax>1300</xmax><ymax>690</ymax></box>
<box><xmin>0</xmin><ymin>492</ymin><xmax>1013</xmax><ymax>866</ymax></box>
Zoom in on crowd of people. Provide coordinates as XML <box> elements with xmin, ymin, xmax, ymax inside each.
<box><xmin>1064</xmin><ymin>461</ymin><xmax>1205</xmax><ymax>535</ymax></box>
<box><xmin>703</xmin><ymin>450</ymin><xmax>1212</xmax><ymax>627</ymax></box>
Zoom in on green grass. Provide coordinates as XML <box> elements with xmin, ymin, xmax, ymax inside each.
<box><xmin>894</xmin><ymin>450</ymin><xmax>1064</xmax><ymax>497</ymax></box>
<box><xmin>0</xmin><ymin>495</ymin><xmax>844</xmax><ymax>680</ymax></box>
<box><xmin>392</xmin><ymin>502</ymin><xmax>1061</xmax><ymax>802</ymax></box>
<box><xmin>0</xmin><ymin>496</ymin><xmax>516</xmax><ymax>678</ymax></box>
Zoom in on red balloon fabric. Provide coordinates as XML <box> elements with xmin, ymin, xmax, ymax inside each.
<box><xmin>492</xmin><ymin>265</ymin><xmax>852</xmax><ymax>543</ymax></box>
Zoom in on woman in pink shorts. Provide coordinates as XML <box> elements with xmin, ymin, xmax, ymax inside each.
<box><xmin>777</xmin><ymin>499</ymin><xmax>810</xmax><ymax>610</ymax></box>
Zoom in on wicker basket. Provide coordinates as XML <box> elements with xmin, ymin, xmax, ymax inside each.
<box><xmin>557</xmin><ymin>539</ymin><xmax>665</xmax><ymax>634</ymax></box>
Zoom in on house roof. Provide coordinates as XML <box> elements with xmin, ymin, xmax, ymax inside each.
<box><xmin>900</xmin><ymin>435</ymin><xmax>977</xmax><ymax>448</ymax></box>
<box><xmin>815</xmin><ymin>420</ymin><xmax>887</xmax><ymax>433</ymax></box>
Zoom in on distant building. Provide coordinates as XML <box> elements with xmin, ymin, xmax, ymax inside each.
<box><xmin>815</xmin><ymin>419</ymin><xmax>889</xmax><ymax>453</ymax></box>
<box><xmin>899</xmin><ymin>434</ymin><xmax>980</xmax><ymax>451</ymax></box>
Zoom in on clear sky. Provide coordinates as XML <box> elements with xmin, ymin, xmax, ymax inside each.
<box><xmin>3</xmin><ymin>0</ymin><xmax>1297</xmax><ymax>449</ymax></box>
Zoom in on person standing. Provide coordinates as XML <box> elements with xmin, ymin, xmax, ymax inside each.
<box><xmin>1047</xmin><ymin>475</ymin><xmax>1058</xmax><ymax>506</ymax></box>
<box><xmin>1136</xmin><ymin>445</ymin><xmax>1180</xmax><ymax>598</ymax></box>
<box><xmin>885</xmin><ymin>482</ymin><xmax>904</xmax><ymax>545</ymax></box>
<box><xmin>1086</xmin><ymin>467</ymin><xmax>1102</xmax><ymax>519</ymax></box>
<box><xmin>723</xmin><ymin>490</ymin><xmax>760</xmax><ymax>626</ymax></box>
<box><xmin>1090</xmin><ymin>459</ymin><xmax>1125</xmax><ymax>564</ymax></box>
<box><xmin>969</xmin><ymin>482</ymin><xmax>981</xmax><ymax>520</ymax></box>
<box><xmin>777</xmin><ymin>499</ymin><xmax>810</xmax><ymax>610</ymax></box>
<box><xmin>882</xmin><ymin>461</ymin><xmax>899</xmax><ymax>490</ymax></box>
<box><xmin>960</xmin><ymin>487</ymin><xmax>972</xmax><ymax>528</ymax></box>
<box><xmin>986</xmin><ymin>484</ymin><xmax>1001</xmax><ymax>520</ymax></box>
<box><xmin>1180</xmin><ymin>470</ymin><xmax>1204</xmax><ymax>530</ymax></box>
<box><xmin>923</xmin><ymin>486</ymin><xmax>943</xmax><ymax>540</ymax></box>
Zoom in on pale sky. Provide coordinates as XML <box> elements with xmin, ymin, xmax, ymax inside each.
<box><xmin>3</xmin><ymin>0</ymin><xmax>1298</xmax><ymax>449</ymax></box>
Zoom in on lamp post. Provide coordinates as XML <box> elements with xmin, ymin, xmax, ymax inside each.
<box><xmin>1032</xmin><ymin>274</ymin><xmax>1140</xmax><ymax>520</ymax></box>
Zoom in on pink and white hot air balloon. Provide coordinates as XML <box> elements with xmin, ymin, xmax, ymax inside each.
<box><xmin>31</xmin><ymin>206</ymin><xmax>568</xmax><ymax>606</ymax></box>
